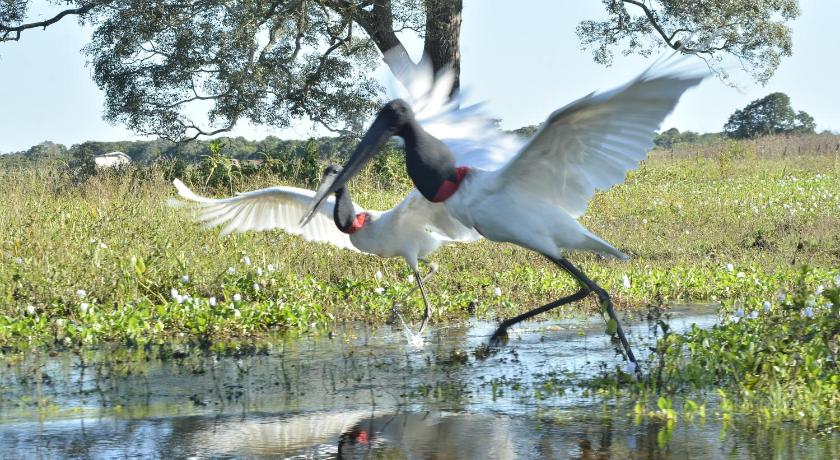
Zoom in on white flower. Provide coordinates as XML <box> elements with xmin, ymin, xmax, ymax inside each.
<box><xmin>182</xmin><ymin>275</ymin><xmax>190</xmax><ymax>283</ymax></box>
<box><xmin>763</xmin><ymin>301</ymin><xmax>772</xmax><ymax>312</ymax></box>
<box><xmin>242</xmin><ymin>256</ymin><xmax>251</xmax><ymax>266</ymax></box>
<box><xmin>267</xmin><ymin>264</ymin><xmax>276</xmax><ymax>273</ymax></box>
<box><xmin>26</xmin><ymin>305</ymin><xmax>36</xmax><ymax>316</ymax></box>
<box><xmin>99</xmin><ymin>242</ymin><xmax>108</xmax><ymax>249</ymax></box>
<box><xmin>171</xmin><ymin>288</ymin><xmax>180</xmax><ymax>299</ymax></box>
<box><xmin>80</xmin><ymin>302</ymin><xmax>90</xmax><ymax>314</ymax></box>
<box><xmin>256</xmin><ymin>267</ymin><xmax>263</xmax><ymax>276</ymax></box>
<box><xmin>209</xmin><ymin>297</ymin><xmax>217</xmax><ymax>307</ymax></box>
<box><xmin>815</xmin><ymin>285</ymin><xmax>824</xmax><ymax>295</ymax></box>
<box><xmin>777</xmin><ymin>292</ymin><xmax>786</xmax><ymax>302</ymax></box>
<box><xmin>375</xmin><ymin>271</ymin><xmax>383</xmax><ymax>282</ymax></box>
<box><xmin>642</xmin><ymin>219</ymin><xmax>648</xmax><ymax>224</ymax></box>
<box><xmin>227</xmin><ymin>266</ymin><xmax>236</xmax><ymax>275</ymax></box>
<box><xmin>233</xmin><ymin>293</ymin><xmax>242</xmax><ymax>302</ymax></box>
<box><xmin>726</xmin><ymin>263</ymin><xmax>734</xmax><ymax>273</ymax></box>
<box><xmin>493</xmin><ymin>287</ymin><xmax>502</xmax><ymax>297</ymax></box>
<box><xmin>76</xmin><ymin>289</ymin><xmax>87</xmax><ymax>298</ymax></box>
<box><xmin>374</xmin><ymin>287</ymin><xmax>385</xmax><ymax>294</ymax></box>
<box><xmin>253</xmin><ymin>283</ymin><xmax>260</xmax><ymax>292</ymax></box>
<box><xmin>407</xmin><ymin>274</ymin><xmax>415</xmax><ymax>284</ymax></box>
<box><xmin>174</xmin><ymin>294</ymin><xmax>185</xmax><ymax>304</ymax></box>
<box><xmin>736</xmin><ymin>272</ymin><xmax>745</xmax><ymax>279</ymax></box>
<box><xmin>825</xmin><ymin>301</ymin><xmax>834</xmax><ymax>309</ymax></box>
<box><xmin>805</xmin><ymin>297</ymin><xmax>817</xmax><ymax>308</ymax></box>
<box><xmin>622</xmin><ymin>274</ymin><xmax>631</xmax><ymax>290</ymax></box>
<box><xmin>623</xmin><ymin>361</ymin><xmax>637</xmax><ymax>374</ymax></box>
<box><xmin>834</xmin><ymin>274</ymin><xmax>840</xmax><ymax>286</ymax></box>
<box><xmin>749</xmin><ymin>310</ymin><xmax>759</xmax><ymax>319</ymax></box>
<box><xmin>233</xmin><ymin>309</ymin><xmax>242</xmax><ymax>318</ymax></box>
<box><xmin>734</xmin><ymin>308</ymin><xmax>745</xmax><ymax>318</ymax></box>
<box><xmin>14</xmin><ymin>257</ymin><xmax>23</xmax><ymax>265</ymax></box>
<box><xmin>803</xmin><ymin>307</ymin><xmax>814</xmax><ymax>318</ymax></box>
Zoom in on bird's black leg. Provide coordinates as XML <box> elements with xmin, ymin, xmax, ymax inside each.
<box><xmin>552</xmin><ymin>257</ymin><xmax>640</xmax><ymax>374</ymax></box>
<box><xmin>415</xmin><ymin>260</ymin><xmax>438</xmax><ymax>333</ymax></box>
<box><xmin>391</xmin><ymin>261</ymin><xmax>438</xmax><ymax>334</ymax></box>
<box><xmin>489</xmin><ymin>288</ymin><xmax>589</xmax><ymax>345</ymax></box>
<box><xmin>489</xmin><ymin>256</ymin><xmax>640</xmax><ymax>375</ymax></box>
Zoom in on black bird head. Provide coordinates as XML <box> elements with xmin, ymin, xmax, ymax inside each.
<box><xmin>301</xmin><ymin>100</ymin><xmax>414</xmax><ymax>226</ymax></box>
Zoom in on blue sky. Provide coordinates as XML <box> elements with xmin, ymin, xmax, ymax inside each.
<box><xmin>1</xmin><ymin>0</ymin><xmax>837</xmax><ymax>153</ymax></box>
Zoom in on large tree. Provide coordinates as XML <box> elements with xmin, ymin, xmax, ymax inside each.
<box><xmin>724</xmin><ymin>92</ymin><xmax>816</xmax><ymax>139</ymax></box>
<box><xmin>2</xmin><ymin>1</ymin><xmax>800</xmax><ymax>140</ymax></box>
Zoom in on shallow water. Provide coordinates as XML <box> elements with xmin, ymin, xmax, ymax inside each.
<box><xmin>1</xmin><ymin>305</ymin><xmax>837</xmax><ymax>458</ymax></box>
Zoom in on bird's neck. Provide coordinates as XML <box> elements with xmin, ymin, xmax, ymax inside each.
<box><xmin>333</xmin><ymin>188</ymin><xmax>366</xmax><ymax>234</ymax></box>
<box><xmin>402</xmin><ymin>120</ymin><xmax>470</xmax><ymax>202</ymax></box>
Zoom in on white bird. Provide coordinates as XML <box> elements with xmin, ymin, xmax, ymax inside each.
<box><xmin>304</xmin><ymin>53</ymin><xmax>707</xmax><ymax>369</ymax></box>
<box><xmin>170</xmin><ymin>170</ymin><xmax>479</xmax><ymax>335</ymax></box>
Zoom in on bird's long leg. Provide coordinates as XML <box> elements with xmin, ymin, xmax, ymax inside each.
<box><xmin>552</xmin><ymin>257</ymin><xmax>640</xmax><ymax>371</ymax></box>
<box><xmin>415</xmin><ymin>261</ymin><xmax>438</xmax><ymax>334</ymax></box>
<box><xmin>391</xmin><ymin>261</ymin><xmax>438</xmax><ymax>333</ymax></box>
<box><xmin>489</xmin><ymin>256</ymin><xmax>640</xmax><ymax>373</ymax></box>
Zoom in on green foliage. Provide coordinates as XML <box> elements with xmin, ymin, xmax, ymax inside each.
<box><xmin>648</xmin><ymin>269</ymin><xmax>839</xmax><ymax>429</ymax></box>
<box><xmin>724</xmin><ymin>92</ymin><xmax>816</xmax><ymax>139</ymax></box>
<box><xmin>0</xmin><ymin>137</ymin><xmax>838</xmax><ymax>354</ymax></box>
<box><xmin>578</xmin><ymin>0</ymin><xmax>800</xmax><ymax>84</ymax></box>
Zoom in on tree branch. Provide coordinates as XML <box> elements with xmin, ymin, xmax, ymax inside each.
<box><xmin>621</xmin><ymin>0</ymin><xmax>681</xmax><ymax>50</ymax></box>
<box><xmin>0</xmin><ymin>3</ymin><xmax>98</xmax><ymax>41</ymax></box>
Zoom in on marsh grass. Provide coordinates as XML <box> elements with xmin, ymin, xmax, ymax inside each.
<box><xmin>1</xmin><ymin>138</ymin><xmax>839</xmax><ymax>349</ymax></box>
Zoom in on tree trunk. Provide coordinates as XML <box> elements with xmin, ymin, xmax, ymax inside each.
<box><xmin>423</xmin><ymin>0</ymin><xmax>462</xmax><ymax>93</ymax></box>
<box><xmin>348</xmin><ymin>0</ymin><xmax>463</xmax><ymax>95</ymax></box>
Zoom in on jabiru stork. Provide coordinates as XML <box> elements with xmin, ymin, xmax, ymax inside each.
<box><xmin>303</xmin><ymin>55</ymin><xmax>707</xmax><ymax>370</ymax></box>
<box><xmin>169</xmin><ymin>167</ymin><xmax>480</xmax><ymax>335</ymax></box>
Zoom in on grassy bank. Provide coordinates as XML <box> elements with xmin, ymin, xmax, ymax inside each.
<box><xmin>1</xmin><ymin>139</ymin><xmax>839</xmax><ymax>349</ymax></box>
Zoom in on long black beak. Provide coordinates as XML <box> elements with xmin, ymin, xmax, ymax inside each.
<box><xmin>300</xmin><ymin>109</ymin><xmax>398</xmax><ymax>226</ymax></box>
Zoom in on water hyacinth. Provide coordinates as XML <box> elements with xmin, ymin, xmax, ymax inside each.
<box><xmin>267</xmin><ymin>264</ymin><xmax>275</xmax><ymax>273</ymax></box>
<box><xmin>803</xmin><ymin>307</ymin><xmax>815</xmax><ymax>318</ymax></box>
<box><xmin>736</xmin><ymin>272</ymin><xmax>745</xmax><ymax>279</ymax></box>
<box><xmin>209</xmin><ymin>297</ymin><xmax>217</xmax><ymax>307</ymax></box>
<box><xmin>726</xmin><ymin>263</ymin><xmax>734</xmax><ymax>273</ymax></box>
<box><xmin>815</xmin><ymin>285</ymin><xmax>824</xmax><ymax>295</ymax></box>
<box><xmin>623</xmin><ymin>361</ymin><xmax>637</xmax><ymax>375</ymax></box>
<box><xmin>375</xmin><ymin>271</ymin><xmax>383</xmax><ymax>282</ymax></box>
<box><xmin>407</xmin><ymin>274</ymin><xmax>415</xmax><ymax>284</ymax></box>
<box><xmin>734</xmin><ymin>308</ymin><xmax>745</xmax><ymax>318</ymax></box>
<box><xmin>374</xmin><ymin>287</ymin><xmax>385</xmax><ymax>294</ymax></box>
<box><xmin>835</xmin><ymin>274</ymin><xmax>840</xmax><ymax>286</ymax></box>
<box><xmin>233</xmin><ymin>309</ymin><xmax>241</xmax><ymax>318</ymax></box>
<box><xmin>76</xmin><ymin>289</ymin><xmax>87</xmax><ymax>298</ymax></box>
<box><xmin>242</xmin><ymin>256</ymin><xmax>251</xmax><ymax>266</ymax></box>
<box><xmin>622</xmin><ymin>274</ymin><xmax>631</xmax><ymax>290</ymax></box>
<box><xmin>493</xmin><ymin>287</ymin><xmax>502</xmax><ymax>297</ymax></box>
<box><xmin>80</xmin><ymin>302</ymin><xmax>91</xmax><ymax>314</ymax></box>
<box><xmin>233</xmin><ymin>293</ymin><xmax>242</xmax><ymax>302</ymax></box>
<box><xmin>749</xmin><ymin>310</ymin><xmax>759</xmax><ymax>319</ymax></box>
<box><xmin>256</xmin><ymin>267</ymin><xmax>263</xmax><ymax>276</ymax></box>
<box><xmin>26</xmin><ymin>305</ymin><xmax>36</xmax><ymax>316</ymax></box>
<box><xmin>182</xmin><ymin>275</ymin><xmax>190</xmax><ymax>283</ymax></box>
<box><xmin>763</xmin><ymin>301</ymin><xmax>772</xmax><ymax>312</ymax></box>
<box><xmin>14</xmin><ymin>257</ymin><xmax>23</xmax><ymax>265</ymax></box>
<box><xmin>253</xmin><ymin>283</ymin><xmax>260</xmax><ymax>292</ymax></box>
<box><xmin>227</xmin><ymin>267</ymin><xmax>236</xmax><ymax>275</ymax></box>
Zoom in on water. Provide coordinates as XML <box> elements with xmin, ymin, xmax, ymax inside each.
<box><xmin>1</xmin><ymin>305</ymin><xmax>836</xmax><ymax>458</ymax></box>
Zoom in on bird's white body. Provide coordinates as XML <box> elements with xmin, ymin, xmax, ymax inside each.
<box><xmin>170</xmin><ymin>181</ymin><xmax>479</xmax><ymax>273</ymax></box>
<box><xmin>444</xmin><ymin>168</ymin><xmax>624</xmax><ymax>260</ymax></box>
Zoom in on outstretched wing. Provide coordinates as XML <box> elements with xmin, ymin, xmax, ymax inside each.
<box><xmin>492</xmin><ymin>58</ymin><xmax>706</xmax><ymax>218</ymax></box>
<box><xmin>170</xmin><ymin>179</ymin><xmax>360</xmax><ymax>251</ymax></box>
<box><xmin>385</xmin><ymin>48</ymin><xmax>524</xmax><ymax>171</ymax></box>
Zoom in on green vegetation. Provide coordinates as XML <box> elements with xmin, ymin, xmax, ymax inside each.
<box><xmin>1</xmin><ymin>134</ymin><xmax>838</xmax><ymax>352</ymax></box>
<box><xmin>724</xmin><ymin>92</ymin><xmax>816</xmax><ymax>139</ymax></box>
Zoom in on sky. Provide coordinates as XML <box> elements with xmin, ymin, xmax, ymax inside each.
<box><xmin>1</xmin><ymin>0</ymin><xmax>837</xmax><ymax>153</ymax></box>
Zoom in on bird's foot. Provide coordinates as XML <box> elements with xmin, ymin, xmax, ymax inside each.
<box><xmin>488</xmin><ymin>326</ymin><xmax>509</xmax><ymax>348</ymax></box>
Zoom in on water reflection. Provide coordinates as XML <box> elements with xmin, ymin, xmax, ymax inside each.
<box><xmin>1</xmin><ymin>305</ymin><xmax>837</xmax><ymax>458</ymax></box>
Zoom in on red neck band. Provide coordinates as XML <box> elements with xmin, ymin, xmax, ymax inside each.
<box><xmin>342</xmin><ymin>212</ymin><xmax>367</xmax><ymax>234</ymax></box>
<box><xmin>431</xmin><ymin>166</ymin><xmax>470</xmax><ymax>202</ymax></box>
